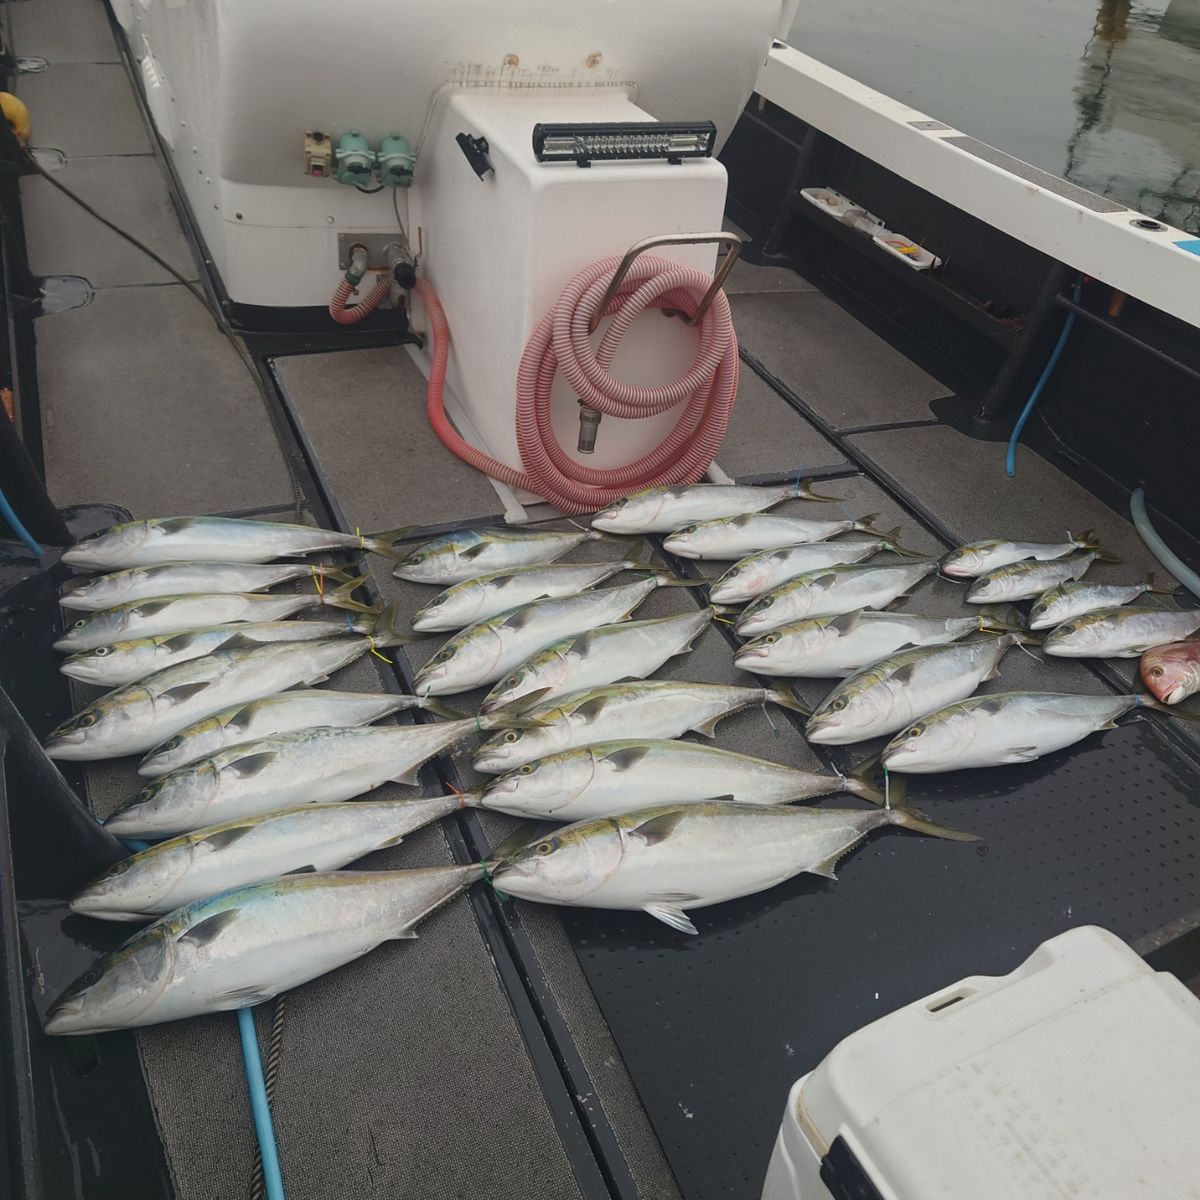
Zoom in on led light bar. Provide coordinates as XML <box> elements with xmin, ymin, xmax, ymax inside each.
<box><xmin>532</xmin><ymin>121</ymin><xmax>717</xmax><ymax>167</ymax></box>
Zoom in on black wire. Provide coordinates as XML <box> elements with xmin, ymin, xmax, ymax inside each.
<box><xmin>355</xmin><ymin>183</ymin><xmax>384</xmax><ymax>195</ymax></box>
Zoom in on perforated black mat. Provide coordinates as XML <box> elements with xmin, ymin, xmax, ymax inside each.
<box><xmin>555</xmin><ymin>719</ymin><xmax>1200</xmax><ymax>1198</ymax></box>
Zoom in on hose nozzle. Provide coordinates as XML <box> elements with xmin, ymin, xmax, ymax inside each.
<box><xmin>576</xmin><ymin>407</ymin><xmax>602</xmax><ymax>454</ymax></box>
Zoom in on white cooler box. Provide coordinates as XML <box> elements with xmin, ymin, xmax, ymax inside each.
<box><xmin>762</xmin><ymin>925</ymin><xmax>1200</xmax><ymax>1199</ymax></box>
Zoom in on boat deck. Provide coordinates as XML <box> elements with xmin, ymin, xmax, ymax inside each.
<box><xmin>13</xmin><ymin>5</ymin><xmax>1200</xmax><ymax>1199</ymax></box>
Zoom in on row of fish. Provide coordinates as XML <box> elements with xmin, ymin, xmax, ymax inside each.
<box><xmin>44</xmin><ymin>493</ymin><xmax>972</xmax><ymax>1033</ymax></box>
<box><xmin>41</xmin><ymin>485</ymin><xmax>1198</xmax><ymax>1035</ymax></box>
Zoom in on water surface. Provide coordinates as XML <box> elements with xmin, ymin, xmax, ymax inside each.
<box><xmin>788</xmin><ymin>0</ymin><xmax>1200</xmax><ymax>232</ymax></box>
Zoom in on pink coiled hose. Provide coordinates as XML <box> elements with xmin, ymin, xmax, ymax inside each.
<box><xmin>329</xmin><ymin>273</ymin><xmax>391</xmax><ymax>325</ymax></box>
<box><xmin>417</xmin><ymin>254</ymin><xmax>738</xmax><ymax>514</ymax></box>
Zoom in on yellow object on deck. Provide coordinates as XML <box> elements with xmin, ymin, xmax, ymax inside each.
<box><xmin>0</xmin><ymin>93</ymin><xmax>30</xmax><ymax>143</ymax></box>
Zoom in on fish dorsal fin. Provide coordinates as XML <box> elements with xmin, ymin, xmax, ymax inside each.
<box><xmin>179</xmin><ymin>908</ymin><xmax>240</xmax><ymax>948</ymax></box>
<box><xmin>890</xmin><ymin>662</ymin><xmax>918</xmax><ymax>685</ymax></box>
<box><xmin>195</xmin><ymin>825</ymin><xmax>255</xmax><ymax>851</ymax></box>
<box><xmin>643</xmin><ymin>903</ymin><xmax>698</xmax><ymax>935</ymax></box>
<box><xmin>629</xmin><ymin>809</ymin><xmax>686</xmax><ymax>846</ymax></box>
<box><xmin>133</xmin><ymin>600</ymin><xmax>176</xmax><ymax>617</ymax></box>
<box><xmin>161</xmin><ymin>681</ymin><xmax>212</xmax><ymax>704</ymax></box>
<box><xmin>601</xmin><ymin>746</ymin><xmax>650</xmax><ymax>770</ymax></box>
<box><xmin>828</xmin><ymin>611</ymin><xmax>863</xmax><ymax>636</ymax></box>
<box><xmin>228</xmin><ymin>751</ymin><xmax>278</xmax><ymax>778</ymax></box>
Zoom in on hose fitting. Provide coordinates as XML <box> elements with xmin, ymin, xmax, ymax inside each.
<box><xmin>576</xmin><ymin>407</ymin><xmax>602</xmax><ymax>454</ymax></box>
<box><xmin>345</xmin><ymin>245</ymin><xmax>369</xmax><ymax>287</ymax></box>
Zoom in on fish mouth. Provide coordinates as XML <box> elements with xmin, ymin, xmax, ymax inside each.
<box><xmin>43</xmin><ymin>995</ymin><xmax>89</xmax><ymax>1036</ymax></box>
<box><xmin>733</xmin><ymin>645</ymin><xmax>769</xmax><ymax>662</ymax></box>
<box><xmin>43</xmin><ymin>730</ymin><xmax>89</xmax><ymax>759</ymax></box>
<box><xmin>52</xmin><ymin>634</ymin><xmax>83</xmax><ymax>652</ymax></box>
<box><xmin>1163</xmin><ymin>684</ymin><xmax>1187</xmax><ymax>705</ymax></box>
<box><xmin>103</xmin><ymin>807</ymin><xmax>155</xmax><ymax>837</ymax></box>
<box><xmin>472</xmin><ymin>748</ymin><xmax>512</xmax><ymax>774</ymax></box>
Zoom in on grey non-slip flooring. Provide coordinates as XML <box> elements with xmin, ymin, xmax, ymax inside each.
<box><xmin>28</xmin><ymin>5</ymin><xmax>1199</xmax><ymax>1198</ymax></box>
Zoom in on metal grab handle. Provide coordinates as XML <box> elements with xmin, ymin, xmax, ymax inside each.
<box><xmin>587</xmin><ymin>231</ymin><xmax>743</xmax><ymax>334</ymax></box>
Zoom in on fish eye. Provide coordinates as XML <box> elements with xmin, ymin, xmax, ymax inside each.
<box><xmin>408</xmin><ymin>554</ymin><xmax>424</xmax><ymax>565</ymax></box>
<box><xmin>535</xmin><ymin>841</ymin><xmax>553</xmax><ymax>856</ymax></box>
<box><xmin>93</xmin><ymin>646</ymin><xmax>110</xmax><ymax>657</ymax></box>
<box><xmin>764</xmin><ymin>633</ymin><xmax>779</xmax><ymax>645</ymax></box>
<box><xmin>675</xmin><ymin>525</ymin><xmax>696</xmax><ymax>536</ymax></box>
<box><xmin>159</xmin><ymin>736</ymin><xmax>182</xmax><ymax>751</ymax></box>
<box><xmin>760</xmin><ymin>597</ymin><xmax>774</xmax><ymax>608</ymax></box>
<box><xmin>435</xmin><ymin>648</ymin><xmax>455</xmax><ymax>663</ymax></box>
<box><xmin>830</xmin><ymin>697</ymin><xmax>848</xmax><ymax>712</ymax></box>
<box><xmin>1150</xmin><ymin>665</ymin><xmax>1164</xmax><ymax>678</ymax></box>
<box><xmin>77</xmin><ymin>711</ymin><xmax>98</xmax><ymax>729</ymax></box>
<box><xmin>519</xmin><ymin>764</ymin><xmax>535</xmax><ymax>775</ymax></box>
<box><xmin>907</xmin><ymin>722</ymin><xmax>926</xmax><ymax>739</ymax></box>
<box><xmin>73</xmin><ymin>619</ymin><xmax>86</xmax><ymax>629</ymax></box>
<box><xmin>1057</xmin><ymin>624</ymin><xmax>1077</xmax><ymax>637</ymax></box>
<box><xmin>138</xmin><ymin>783</ymin><xmax>159</xmax><ymax>802</ymax></box>
<box><xmin>81</xmin><ymin>968</ymin><xmax>100</xmax><ymax>986</ymax></box>
<box><xmin>503</xmin><ymin>731</ymin><xmax>521</xmax><ymax>744</ymax></box>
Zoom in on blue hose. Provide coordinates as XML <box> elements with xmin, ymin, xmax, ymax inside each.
<box><xmin>1005</xmin><ymin>282</ymin><xmax>1082</xmax><ymax>478</ymax></box>
<box><xmin>0</xmin><ymin>483</ymin><xmax>44</xmax><ymax>556</ymax></box>
<box><xmin>238</xmin><ymin>1008</ymin><xmax>286</xmax><ymax>1200</ymax></box>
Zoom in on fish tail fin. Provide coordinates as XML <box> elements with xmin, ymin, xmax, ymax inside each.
<box><xmin>883</xmin><ymin>775</ymin><xmax>981</xmax><ymax>842</ymax></box>
<box><xmin>623</xmin><ymin>539</ymin><xmax>661</xmax><ymax>571</ymax></box>
<box><xmin>867</xmin><ymin>522</ymin><xmax>925</xmax><ymax>557</ymax></box>
<box><xmin>418</xmin><ymin>697</ymin><xmax>469</xmax><ymax>721</ymax></box>
<box><xmin>322</xmin><ymin>573</ymin><xmax>380</xmax><ymax>615</ymax></box>
<box><xmin>1075</xmin><ymin>530</ymin><xmax>1121</xmax><ymax>564</ymax></box>
<box><xmin>844</xmin><ymin>754</ymin><xmax>886</xmax><ymax>806</ymax></box>
<box><xmin>792</xmin><ymin>480</ymin><xmax>842</xmax><ymax>503</ymax></box>
<box><xmin>368</xmin><ymin>602</ymin><xmax>419</xmax><ymax>648</ymax></box>
<box><xmin>591</xmin><ymin>531</ymin><xmax>643</xmax><ymax>544</ymax></box>
<box><xmin>976</xmin><ymin>604</ymin><xmax>1034</xmax><ymax>638</ymax></box>
<box><xmin>365</xmin><ymin>527</ymin><xmax>420</xmax><ymax>560</ymax></box>
<box><xmin>1136</xmin><ymin>694</ymin><xmax>1200</xmax><ymax>723</ymax></box>
<box><xmin>313</xmin><ymin>565</ymin><xmax>357</xmax><ymax>585</ymax></box>
<box><xmin>1142</xmin><ymin>572</ymin><xmax>1177</xmax><ymax>596</ymax></box>
<box><xmin>766</xmin><ymin>683</ymin><xmax>811</xmax><ymax>717</ymax></box>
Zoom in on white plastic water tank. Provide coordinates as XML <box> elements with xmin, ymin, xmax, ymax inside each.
<box><xmin>761</xmin><ymin>926</ymin><xmax>1200</xmax><ymax>1199</ymax></box>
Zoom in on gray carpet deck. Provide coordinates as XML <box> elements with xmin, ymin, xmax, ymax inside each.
<box><xmin>731</xmin><ymin>291</ymin><xmax>952</xmax><ymax>429</ymax></box>
<box><xmin>9</xmin><ymin>0</ymin><xmax>121</xmax><ymax>64</ymax></box>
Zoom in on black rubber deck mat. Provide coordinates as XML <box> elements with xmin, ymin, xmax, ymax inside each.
<box><xmin>555</xmin><ymin>718</ymin><xmax>1200</xmax><ymax>1199</ymax></box>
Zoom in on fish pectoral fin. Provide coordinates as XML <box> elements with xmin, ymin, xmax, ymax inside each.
<box><xmin>693</xmin><ymin>715</ymin><xmax>723</xmax><ymax>738</ymax></box>
<box><xmin>179</xmin><ymin>908</ymin><xmax>241</xmax><ymax>948</ymax></box>
<box><xmin>601</xmin><ymin>746</ymin><xmax>651</xmax><ymax>770</ymax></box>
<box><xmin>629</xmin><ymin>809</ymin><xmax>687</xmax><ymax>846</ymax></box>
<box><xmin>388</xmin><ymin>929</ymin><xmax>420</xmax><ymax>941</ymax></box>
<box><xmin>283</xmin><ymin>864</ymin><xmax>317</xmax><ymax>875</ymax></box>
<box><xmin>643</xmin><ymin>902</ymin><xmax>699</xmax><ymax>936</ymax></box>
<box><xmin>161</xmin><ymin>682</ymin><xmax>212</xmax><ymax>704</ymax></box>
<box><xmin>389</xmin><ymin>768</ymin><xmax>422</xmax><ymax>786</ymax></box>
<box><xmin>229</xmin><ymin>751</ymin><xmax>279</xmax><ymax>778</ymax></box>
<box><xmin>889</xmin><ymin>663</ymin><xmax>917</xmax><ymax>685</ymax></box>
<box><xmin>808</xmin><ymin>851</ymin><xmax>844</xmax><ymax>880</ymax></box>
<box><xmin>218</xmin><ymin>984</ymin><xmax>277</xmax><ymax>1007</ymax></box>
<box><xmin>195</xmin><ymin>825</ymin><xmax>256</xmax><ymax>852</ymax></box>
<box><xmin>1001</xmin><ymin>746</ymin><xmax>1040</xmax><ymax>763</ymax></box>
